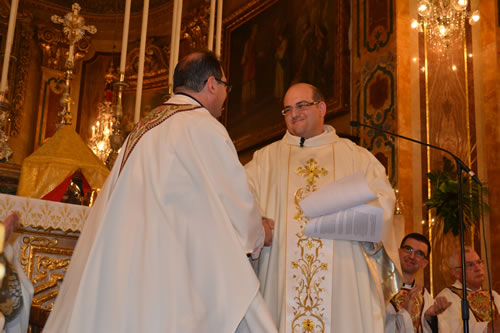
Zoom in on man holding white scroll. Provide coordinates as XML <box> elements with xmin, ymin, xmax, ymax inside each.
<box><xmin>245</xmin><ymin>83</ymin><xmax>400</xmax><ymax>332</ymax></box>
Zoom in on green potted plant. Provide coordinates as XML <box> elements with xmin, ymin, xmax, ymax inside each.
<box><xmin>425</xmin><ymin>156</ymin><xmax>489</xmax><ymax>291</ymax></box>
<box><xmin>425</xmin><ymin>156</ymin><xmax>488</xmax><ymax>236</ymax></box>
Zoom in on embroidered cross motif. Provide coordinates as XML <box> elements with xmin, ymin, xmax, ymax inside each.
<box><xmin>297</xmin><ymin>159</ymin><xmax>328</xmax><ymax>188</ymax></box>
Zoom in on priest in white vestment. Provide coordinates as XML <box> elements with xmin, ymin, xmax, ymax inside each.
<box><xmin>44</xmin><ymin>51</ymin><xmax>276</xmax><ymax>333</ymax></box>
<box><xmin>386</xmin><ymin>233</ymin><xmax>451</xmax><ymax>333</ymax></box>
<box><xmin>437</xmin><ymin>247</ymin><xmax>500</xmax><ymax>333</ymax></box>
<box><xmin>245</xmin><ymin>83</ymin><xmax>401</xmax><ymax>332</ymax></box>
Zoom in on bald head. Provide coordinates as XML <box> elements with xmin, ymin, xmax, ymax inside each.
<box><xmin>173</xmin><ymin>51</ymin><xmax>223</xmax><ymax>93</ymax></box>
<box><xmin>449</xmin><ymin>247</ymin><xmax>485</xmax><ymax>291</ymax></box>
<box><xmin>284</xmin><ymin>83</ymin><xmax>325</xmax><ymax>104</ymax></box>
<box><xmin>282</xmin><ymin>83</ymin><xmax>326</xmax><ymax>139</ymax></box>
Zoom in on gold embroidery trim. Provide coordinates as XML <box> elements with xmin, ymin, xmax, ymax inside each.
<box><xmin>449</xmin><ymin>287</ymin><xmax>499</xmax><ymax>322</ymax></box>
<box><xmin>290</xmin><ymin>158</ymin><xmax>328</xmax><ymax>332</ymax></box>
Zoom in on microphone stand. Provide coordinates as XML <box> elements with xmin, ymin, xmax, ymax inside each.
<box><xmin>351</xmin><ymin>121</ymin><xmax>482</xmax><ymax>333</ymax></box>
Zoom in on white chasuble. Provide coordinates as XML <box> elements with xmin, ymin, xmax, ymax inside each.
<box><xmin>246</xmin><ymin>125</ymin><xmax>397</xmax><ymax>333</ymax></box>
<box><xmin>285</xmin><ymin>145</ymin><xmax>334</xmax><ymax>332</ymax></box>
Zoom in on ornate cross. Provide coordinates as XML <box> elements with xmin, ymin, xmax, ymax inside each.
<box><xmin>51</xmin><ymin>3</ymin><xmax>97</xmax><ymax>69</ymax></box>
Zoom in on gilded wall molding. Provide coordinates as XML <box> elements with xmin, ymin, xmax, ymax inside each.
<box><xmin>125</xmin><ymin>39</ymin><xmax>169</xmax><ymax>89</ymax></box>
<box><xmin>181</xmin><ymin>2</ymin><xmax>210</xmax><ymax>51</ymax></box>
<box><xmin>124</xmin><ymin>2</ymin><xmax>210</xmax><ymax>90</ymax></box>
<box><xmin>9</xmin><ymin>21</ymin><xmax>33</xmax><ymax>137</ymax></box>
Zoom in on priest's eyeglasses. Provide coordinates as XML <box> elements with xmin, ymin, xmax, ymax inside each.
<box><xmin>203</xmin><ymin>77</ymin><xmax>232</xmax><ymax>93</ymax></box>
<box><xmin>400</xmin><ymin>245</ymin><xmax>427</xmax><ymax>259</ymax></box>
<box><xmin>216</xmin><ymin>78</ymin><xmax>232</xmax><ymax>93</ymax></box>
<box><xmin>454</xmin><ymin>259</ymin><xmax>484</xmax><ymax>270</ymax></box>
<box><xmin>281</xmin><ymin>101</ymin><xmax>320</xmax><ymax>116</ymax></box>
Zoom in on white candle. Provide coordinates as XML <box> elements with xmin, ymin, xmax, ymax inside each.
<box><xmin>208</xmin><ymin>0</ymin><xmax>216</xmax><ymax>51</ymax></box>
<box><xmin>168</xmin><ymin>0</ymin><xmax>183</xmax><ymax>94</ymax></box>
<box><xmin>173</xmin><ymin>0</ymin><xmax>183</xmax><ymax>66</ymax></box>
<box><xmin>0</xmin><ymin>0</ymin><xmax>19</xmax><ymax>93</ymax></box>
<box><xmin>134</xmin><ymin>0</ymin><xmax>150</xmax><ymax>123</ymax></box>
<box><xmin>119</xmin><ymin>0</ymin><xmax>132</xmax><ymax>75</ymax></box>
<box><xmin>168</xmin><ymin>0</ymin><xmax>179</xmax><ymax>94</ymax></box>
<box><xmin>215</xmin><ymin>0</ymin><xmax>223</xmax><ymax>57</ymax></box>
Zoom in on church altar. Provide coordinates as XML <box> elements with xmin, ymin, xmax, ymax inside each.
<box><xmin>0</xmin><ymin>193</ymin><xmax>87</xmax><ymax>314</ymax></box>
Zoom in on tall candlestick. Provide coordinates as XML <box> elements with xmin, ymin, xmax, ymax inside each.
<box><xmin>134</xmin><ymin>0</ymin><xmax>150</xmax><ymax>123</ymax></box>
<box><xmin>208</xmin><ymin>0</ymin><xmax>216</xmax><ymax>51</ymax></box>
<box><xmin>0</xmin><ymin>0</ymin><xmax>19</xmax><ymax>93</ymax></box>
<box><xmin>120</xmin><ymin>0</ymin><xmax>132</xmax><ymax>75</ymax></box>
<box><xmin>215</xmin><ymin>0</ymin><xmax>223</xmax><ymax>57</ymax></box>
<box><xmin>168</xmin><ymin>0</ymin><xmax>179</xmax><ymax>94</ymax></box>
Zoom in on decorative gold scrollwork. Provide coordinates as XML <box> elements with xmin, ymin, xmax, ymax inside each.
<box><xmin>291</xmin><ymin>158</ymin><xmax>328</xmax><ymax>332</ymax></box>
<box><xmin>21</xmin><ymin>236</ymin><xmax>73</xmax><ymax>310</ymax></box>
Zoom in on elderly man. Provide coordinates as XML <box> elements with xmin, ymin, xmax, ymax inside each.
<box><xmin>245</xmin><ymin>83</ymin><xmax>399</xmax><ymax>332</ymax></box>
<box><xmin>437</xmin><ymin>247</ymin><xmax>500</xmax><ymax>333</ymax></box>
<box><xmin>44</xmin><ymin>51</ymin><xmax>276</xmax><ymax>333</ymax></box>
<box><xmin>386</xmin><ymin>233</ymin><xmax>451</xmax><ymax>332</ymax></box>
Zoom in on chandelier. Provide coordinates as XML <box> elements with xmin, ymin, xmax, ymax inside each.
<box><xmin>88</xmin><ymin>62</ymin><xmax>118</xmax><ymax>164</ymax></box>
<box><xmin>412</xmin><ymin>0</ymin><xmax>479</xmax><ymax>52</ymax></box>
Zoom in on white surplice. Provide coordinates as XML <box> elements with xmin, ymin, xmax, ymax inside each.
<box><xmin>245</xmin><ymin>126</ymin><xmax>398</xmax><ymax>332</ymax></box>
<box><xmin>385</xmin><ymin>288</ymin><xmax>434</xmax><ymax>333</ymax></box>
<box><xmin>437</xmin><ymin>281</ymin><xmax>500</xmax><ymax>333</ymax></box>
<box><xmin>1</xmin><ymin>238</ymin><xmax>34</xmax><ymax>333</ymax></box>
<box><xmin>43</xmin><ymin>94</ymin><xmax>276</xmax><ymax>333</ymax></box>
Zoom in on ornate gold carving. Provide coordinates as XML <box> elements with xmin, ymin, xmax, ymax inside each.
<box><xmin>124</xmin><ymin>2</ymin><xmax>210</xmax><ymax>90</ymax></box>
<box><xmin>7</xmin><ymin>21</ymin><xmax>33</xmax><ymax>137</ymax></box>
<box><xmin>37</xmin><ymin>24</ymin><xmax>90</xmax><ymax>72</ymax></box>
<box><xmin>126</xmin><ymin>39</ymin><xmax>169</xmax><ymax>85</ymax></box>
<box><xmin>181</xmin><ymin>0</ymin><xmax>210</xmax><ymax>51</ymax></box>
<box><xmin>21</xmin><ymin>236</ymin><xmax>74</xmax><ymax>310</ymax></box>
<box><xmin>291</xmin><ymin>158</ymin><xmax>328</xmax><ymax>332</ymax></box>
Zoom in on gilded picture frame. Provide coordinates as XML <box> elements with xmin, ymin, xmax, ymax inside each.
<box><xmin>222</xmin><ymin>0</ymin><xmax>350</xmax><ymax>152</ymax></box>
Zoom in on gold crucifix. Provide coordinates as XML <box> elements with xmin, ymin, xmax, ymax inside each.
<box><xmin>51</xmin><ymin>3</ymin><xmax>97</xmax><ymax>69</ymax></box>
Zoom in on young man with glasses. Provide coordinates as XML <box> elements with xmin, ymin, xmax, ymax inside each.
<box><xmin>245</xmin><ymin>83</ymin><xmax>399</xmax><ymax>332</ymax></box>
<box><xmin>386</xmin><ymin>233</ymin><xmax>451</xmax><ymax>333</ymax></box>
<box><xmin>436</xmin><ymin>247</ymin><xmax>500</xmax><ymax>333</ymax></box>
<box><xmin>44</xmin><ymin>51</ymin><xmax>276</xmax><ymax>333</ymax></box>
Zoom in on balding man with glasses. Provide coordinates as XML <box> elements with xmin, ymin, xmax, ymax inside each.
<box><xmin>437</xmin><ymin>247</ymin><xmax>500</xmax><ymax>333</ymax></box>
<box><xmin>245</xmin><ymin>83</ymin><xmax>400</xmax><ymax>332</ymax></box>
<box><xmin>386</xmin><ymin>233</ymin><xmax>451</xmax><ymax>333</ymax></box>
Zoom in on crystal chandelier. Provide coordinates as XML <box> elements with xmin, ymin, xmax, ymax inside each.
<box><xmin>412</xmin><ymin>0</ymin><xmax>479</xmax><ymax>52</ymax></box>
<box><xmin>88</xmin><ymin>62</ymin><xmax>118</xmax><ymax>163</ymax></box>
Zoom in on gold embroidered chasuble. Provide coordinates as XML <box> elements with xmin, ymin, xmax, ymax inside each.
<box><xmin>246</xmin><ymin>125</ymin><xmax>398</xmax><ymax>333</ymax></box>
<box><xmin>390</xmin><ymin>288</ymin><xmax>425</xmax><ymax>333</ymax></box>
<box><xmin>449</xmin><ymin>286</ymin><xmax>499</xmax><ymax>322</ymax></box>
<box><xmin>285</xmin><ymin>146</ymin><xmax>335</xmax><ymax>332</ymax></box>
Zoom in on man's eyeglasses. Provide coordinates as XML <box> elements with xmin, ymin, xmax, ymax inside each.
<box><xmin>281</xmin><ymin>101</ymin><xmax>320</xmax><ymax>116</ymax></box>
<box><xmin>454</xmin><ymin>259</ymin><xmax>483</xmax><ymax>270</ymax></box>
<box><xmin>203</xmin><ymin>78</ymin><xmax>232</xmax><ymax>93</ymax></box>
<box><xmin>400</xmin><ymin>245</ymin><xmax>427</xmax><ymax>259</ymax></box>
<box><xmin>215</xmin><ymin>78</ymin><xmax>232</xmax><ymax>93</ymax></box>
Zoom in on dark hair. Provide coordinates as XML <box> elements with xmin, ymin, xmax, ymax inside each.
<box><xmin>173</xmin><ymin>51</ymin><xmax>223</xmax><ymax>92</ymax></box>
<box><xmin>400</xmin><ymin>233</ymin><xmax>431</xmax><ymax>257</ymax></box>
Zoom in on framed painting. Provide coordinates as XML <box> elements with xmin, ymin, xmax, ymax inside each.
<box><xmin>222</xmin><ymin>0</ymin><xmax>350</xmax><ymax>152</ymax></box>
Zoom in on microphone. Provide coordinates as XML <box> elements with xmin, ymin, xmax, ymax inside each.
<box><xmin>350</xmin><ymin>121</ymin><xmax>482</xmax><ymax>185</ymax></box>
